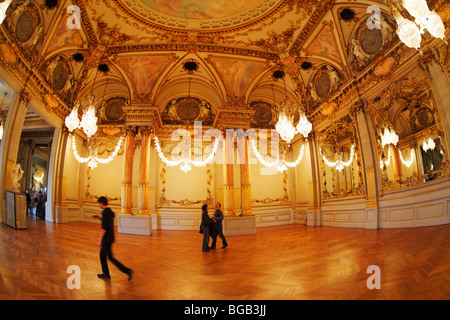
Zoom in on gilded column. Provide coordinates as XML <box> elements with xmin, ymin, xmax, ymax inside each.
<box><xmin>121</xmin><ymin>130</ymin><xmax>135</xmax><ymax>215</ymax></box>
<box><xmin>223</xmin><ymin>136</ymin><xmax>235</xmax><ymax>217</ymax></box>
<box><xmin>390</xmin><ymin>145</ymin><xmax>402</xmax><ymax>187</ymax></box>
<box><xmin>138</xmin><ymin>129</ymin><xmax>150</xmax><ymax>215</ymax></box>
<box><xmin>240</xmin><ymin>138</ymin><xmax>252</xmax><ymax>216</ymax></box>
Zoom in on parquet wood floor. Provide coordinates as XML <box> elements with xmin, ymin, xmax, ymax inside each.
<box><xmin>0</xmin><ymin>217</ymin><xmax>449</xmax><ymax>300</ymax></box>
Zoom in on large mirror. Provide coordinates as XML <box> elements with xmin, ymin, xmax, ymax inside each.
<box><xmin>317</xmin><ymin>116</ymin><xmax>364</xmax><ymax>199</ymax></box>
<box><xmin>372</xmin><ymin>74</ymin><xmax>448</xmax><ymax>194</ymax></box>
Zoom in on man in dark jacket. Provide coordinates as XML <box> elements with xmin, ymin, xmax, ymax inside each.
<box><xmin>211</xmin><ymin>202</ymin><xmax>228</xmax><ymax>249</ymax></box>
<box><xmin>201</xmin><ymin>204</ymin><xmax>211</xmax><ymax>252</ymax></box>
<box><xmin>93</xmin><ymin>197</ymin><xmax>133</xmax><ymax>280</ymax></box>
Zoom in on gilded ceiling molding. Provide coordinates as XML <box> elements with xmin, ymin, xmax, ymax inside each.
<box><xmin>289</xmin><ymin>0</ymin><xmax>335</xmax><ymax>57</ymax></box>
<box><xmin>107</xmin><ymin>43</ymin><xmax>278</xmax><ymax>61</ymax></box>
<box><xmin>73</xmin><ymin>0</ymin><xmax>98</xmax><ymax>46</ymax></box>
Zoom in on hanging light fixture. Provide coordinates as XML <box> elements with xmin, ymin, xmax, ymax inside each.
<box><xmin>420</xmin><ymin>11</ymin><xmax>446</xmax><ymax>41</ymax></box>
<box><xmin>320</xmin><ymin>145</ymin><xmax>355</xmax><ymax>172</ymax></box>
<box><xmin>65</xmin><ymin>102</ymin><xmax>80</xmax><ymax>132</ymax></box>
<box><xmin>272</xmin><ymin>86</ymin><xmax>312</xmax><ymax>144</ymax></box>
<box><xmin>393</xmin><ymin>1</ymin><xmax>447</xmax><ymax>52</ymax></box>
<box><xmin>275</xmin><ymin>110</ymin><xmax>296</xmax><ymax>145</ymax></box>
<box><xmin>250</xmin><ymin>138</ymin><xmax>305</xmax><ymax>173</ymax></box>
<box><xmin>380</xmin><ymin>127</ymin><xmax>399</xmax><ymax>148</ymax></box>
<box><xmin>71</xmin><ymin>134</ymin><xmax>124</xmax><ymax>169</ymax></box>
<box><xmin>154</xmin><ymin>136</ymin><xmax>220</xmax><ymax>173</ymax></box>
<box><xmin>392</xmin><ymin>8</ymin><xmax>422</xmax><ymax>51</ymax></box>
<box><xmin>79</xmin><ymin>96</ymin><xmax>98</xmax><ymax>139</ymax></box>
<box><xmin>0</xmin><ymin>0</ymin><xmax>13</xmax><ymax>25</ymax></box>
<box><xmin>399</xmin><ymin>148</ymin><xmax>414</xmax><ymax>168</ymax></box>
<box><xmin>296</xmin><ymin>112</ymin><xmax>313</xmax><ymax>140</ymax></box>
<box><xmin>422</xmin><ymin>137</ymin><xmax>435</xmax><ymax>152</ymax></box>
<box><xmin>402</xmin><ymin>0</ymin><xmax>431</xmax><ymax>19</ymax></box>
<box><xmin>272</xmin><ymin>40</ymin><xmax>312</xmax><ymax>144</ymax></box>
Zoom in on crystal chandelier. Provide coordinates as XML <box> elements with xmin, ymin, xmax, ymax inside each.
<box><xmin>271</xmin><ymin>39</ymin><xmax>312</xmax><ymax>144</ymax></box>
<box><xmin>380</xmin><ymin>127</ymin><xmax>399</xmax><ymax>148</ymax></box>
<box><xmin>154</xmin><ymin>136</ymin><xmax>220</xmax><ymax>173</ymax></box>
<box><xmin>275</xmin><ymin>111</ymin><xmax>296</xmax><ymax>144</ymax></box>
<box><xmin>0</xmin><ymin>0</ymin><xmax>13</xmax><ymax>25</ymax></box>
<box><xmin>393</xmin><ymin>1</ymin><xmax>447</xmax><ymax>52</ymax></box>
<box><xmin>296</xmin><ymin>112</ymin><xmax>313</xmax><ymax>140</ymax></box>
<box><xmin>399</xmin><ymin>148</ymin><xmax>414</xmax><ymax>168</ymax></box>
<box><xmin>422</xmin><ymin>137</ymin><xmax>435</xmax><ymax>152</ymax></box>
<box><xmin>65</xmin><ymin>97</ymin><xmax>98</xmax><ymax>139</ymax></box>
<box><xmin>320</xmin><ymin>145</ymin><xmax>355</xmax><ymax>172</ymax></box>
<box><xmin>250</xmin><ymin>138</ymin><xmax>305</xmax><ymax>173</ymax></box>
<box><xmin>71</xmin><ymin>134</ymin><xmax>124</xmax><ymax>169</ymax></box>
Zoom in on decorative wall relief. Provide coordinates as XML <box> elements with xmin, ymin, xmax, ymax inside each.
<box><xmin>249</xmin><ymin>100</ymin><xmax>276</xmax><ymax>128</ymax></box>
<box><xmin>41</xmin><ymin>56</ymin><xmax>74</xmax><ymax>104</ymax></box>
<box><xmin>349</xmin><ymin>13</ymin><xmax>396</xmax><ymax>74</ymax></box>
<box><xmin>97</xmin><ymin>97</ymin><xmax>126</xmax><ymax>124</ymax></box>
<box><xmin>308</xmin><ymin>64</ymin><xmax>344</xmax><ymax>109</ymax></box>
<box><xmin>162</xmin><ymin>97</ymin><xmax>214</xmax><ymax>125</ymax></box>
<box><xmin>6</xmin><ymin>0</ymin><xmax>43</xmax><ymax>62</ymax></box>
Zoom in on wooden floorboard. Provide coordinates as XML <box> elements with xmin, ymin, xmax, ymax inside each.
<box><xmin>0</xmin><ymin>217</ymin><xmax>449</xmax><ymax>300</ymax></box>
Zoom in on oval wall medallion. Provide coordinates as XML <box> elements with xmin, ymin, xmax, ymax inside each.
<box><xmin>105</xmin><ymin>100</ymin><xmax>125</xmax><ymax>121</ymax></box>
<box><xmin>316</xmin><ymin>73</ymin><xmax>331</xmax><ymax>99</ymax></box>
<box><xmin>177</xmin><ymin>98</ymin><xmax>200</xmax><ymax>121</ymax></box>
<box><xmin>52</xmin><ymin>63</ymin><xmax>68</xmax><ymax>91</ymax></box>
<box><xmin>360</xmin><ymin>28</ymin><xmax>383</xmax><ymax>55</ymax></box>
<box><xmin>15</xmin><ymin>11</ymin><xmax>35</xmax><ymax>43</ymax></box>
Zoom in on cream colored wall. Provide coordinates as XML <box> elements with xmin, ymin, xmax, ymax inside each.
<box><xmin>64</xmin><ymin>135</ymin><xmax>80</xmax><ymax>201</ymax></box>
<box><xmin>164</xmin><ymin>165</ymin><xmax>208</xmax><ymax>202</ymax></box>
<box><xmin>89</xmin><ymin>153</ymin><xmax>123</xmax><ymax>201</ymax></box>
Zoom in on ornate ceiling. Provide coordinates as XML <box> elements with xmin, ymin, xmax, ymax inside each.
<box><xmin>0</xmin><ymin>0</ymin><xmax>448</xmax><ymax>135</ymax></box>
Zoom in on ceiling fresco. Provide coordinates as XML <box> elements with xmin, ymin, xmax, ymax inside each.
<box><xmin>139</xmin><ymin>0</ymin><xmax>263</xmax><ymax>20</ymax></box>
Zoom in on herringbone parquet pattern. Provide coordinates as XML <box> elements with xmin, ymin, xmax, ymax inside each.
<box><xmin>0</xmin><ymin>218</ymin><xmax>449</xmax><ymax>300</ymax></box>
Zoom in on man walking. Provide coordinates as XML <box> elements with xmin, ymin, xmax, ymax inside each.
<box><xmin>211</xmin><ymin>202</ymin><xmax>228</xmax><ymax>249</ymax></box>
<box><xmin>93</xmin><ymin>196</ymin><xmax>133</xmax><ymax>280</ymax></box>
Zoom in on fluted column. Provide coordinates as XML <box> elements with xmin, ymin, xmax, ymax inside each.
<box><xmin>121</xmin><ymin>130</ymin><xmax>135</xmax><ymax>215</ymax></box>
<box><xmin>240</xmin><ymin>138</ymin><xmax>252</xmax><ymax>216</ymax></box>
<box><xmin>138</xmin><ymin>130</ymin><xmax>150</xmax><ymax>215</ymax></box>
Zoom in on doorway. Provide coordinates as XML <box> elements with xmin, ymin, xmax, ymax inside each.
<box><xmin>17</xmin><ymin>107</ymin><xmax>55</xmax><ymax>220</ymax></box>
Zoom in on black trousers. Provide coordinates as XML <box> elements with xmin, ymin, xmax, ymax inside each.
<box><xmin>211</xmin><ymin>226</ymin><xmax>228</xmax><ymax>249</ymax></box>
<box><xmin>100</xmin><ymin>242</ymin><xmax>130</xmax><ymax>276</ymax></box>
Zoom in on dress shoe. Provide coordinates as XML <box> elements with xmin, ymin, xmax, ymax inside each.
<box><xmin>127</xmin><ymin>269</ymin><xmax>134</xmax><ymax>281</ymax></box>
<box><xmin>97</xmin><ymin>273</ymin><xmax>110</xmax><ymax>279</ymax></box>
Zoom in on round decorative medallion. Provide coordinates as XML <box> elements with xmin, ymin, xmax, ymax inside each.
<box><xmin>177</xmin><ymin>98</ymin><xmax>200</xmax><ymax>120</ymax></box>
<box><xmin>52</xmin><ymin>64</ymin><xmax>68</xmax><ymax>91</ymax></box>
<box><xmin>417</xmin><ymin>109</ymin><xmax>430</xmax><ymax>127</ymax></box>
<box><xmin>251</xmin><ymin>101</ymin><xmax>273</xmax><ymax>126</ymax></box>
<box><xmin>15</xmin><ymin>11</ymin><xmax>35</xmax><ymax>43</ymax></box>
<box><xmin>316</xmin><ymin>73</ymin><xmax>331</xmax><ymax>99</ymax></box>
<box><xmin>360</xmin><ymin>28</ymin><xmax>383</xmax><ymax>55</ymax></box>
<box><xmin>105</xmin><ymin>100</ymin><xmax>125</xmax><ymax>121</ymax></box>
